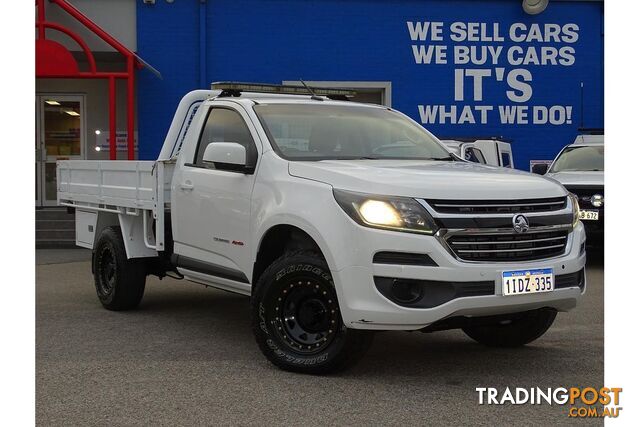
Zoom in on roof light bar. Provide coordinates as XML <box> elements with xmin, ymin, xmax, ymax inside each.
<box><xmin>211</xmin><ymin>82</ymin><xmax>356</xmax><ymax>98</ymax></box>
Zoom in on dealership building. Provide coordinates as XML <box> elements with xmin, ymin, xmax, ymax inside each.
<box><xmin>36</xmin><ymin>0</ymin><xmax>603</xmax><ymax>242</ymax></box>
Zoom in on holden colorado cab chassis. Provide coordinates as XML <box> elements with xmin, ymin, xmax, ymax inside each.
<box><xmin>58</xmin><ymin>83</ymin><xmax>586</xmax><ymax>374</ymax></box>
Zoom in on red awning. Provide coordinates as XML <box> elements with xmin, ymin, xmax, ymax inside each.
<box><xmin>36</xmin><ymin>0</ymin><xmax>160</xmax><ymax>160</ymax></box>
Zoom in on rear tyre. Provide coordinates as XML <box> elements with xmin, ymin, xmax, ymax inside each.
<box><xmin>251</xmin><ymin>251</ymin><xmax>373</xmax><ymax>374</ymax></box>
<box><xmin>462</xmin><ymin>308</ymin><xmax>557</xmax><ymax>348</ymax></box>
<box><xmin>93</xmin><ymin>226</ymin><xmax>146</xmax><ymax>311</ymax></box>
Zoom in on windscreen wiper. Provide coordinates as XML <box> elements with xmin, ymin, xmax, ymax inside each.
<box><xmin>334</xmin><ymin>156</ymin><xmax>382</xmax><ymax>160</ymax></box>
<box><xmin>427</xmin><ymin>156</ymin><xmax>456</xmax><ymax>161</ymax></box>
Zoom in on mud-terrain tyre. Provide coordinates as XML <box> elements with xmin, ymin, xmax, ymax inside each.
<box><xmin>93</xmin><ymin>226</ymin><xmax>146</xmax><ymax>311</ymax></box>
<box><xmin>251</xmin><ymin>251</ymin><xmax>373</xmax><ymax>374</ymax></box>
<box><xmin>462</xmin><ymin>308</ymin><xmax>557</xmax><ymax>348</ymax></box>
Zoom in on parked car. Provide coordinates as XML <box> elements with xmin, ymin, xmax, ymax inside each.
<box><xmin>441</xmin><ymin>138</ymin><xmax>514</xmax><ymax>167</ymax></box>
<box><xmin>58</xmin><ymin>83</ymin><xmax>586</xmax><ymax>374</ymax></box>
<box><xmin>533</xmin><ymin>132</ymin><xmax>604</xmax><ymax>243</ymax></box>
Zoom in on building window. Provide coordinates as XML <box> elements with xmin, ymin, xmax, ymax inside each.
<box><xmin>282</xmin><ymin>81</ymin><xmax>392</xmax><ymax>107</ymax></box>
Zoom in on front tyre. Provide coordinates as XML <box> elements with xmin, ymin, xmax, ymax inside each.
<box><xmin>251</xmin><ymin>251</ymin><xmax>373</xmax><ymax>374</ymax></box>
<box><xmin>462</xmin><ymin>308</ymin><xmax>557</xmax><ymax>348</ymax></box>
<box><xmin>93</xmin><ymin>226</ymin><xmax>146</xmax><ymax>311</ymax></box>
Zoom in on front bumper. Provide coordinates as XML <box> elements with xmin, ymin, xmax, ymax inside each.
<box><xmin>331</xmin><ymin>221</ymin><xmax>587</xmax><ymax>330</ymax></box>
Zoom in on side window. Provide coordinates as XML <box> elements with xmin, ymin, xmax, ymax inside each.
<box><xmin>464</xmin><ymin>147</ymin><xmax>486</xmax><ymax>164</ymax></box>
<box><xmin>464</xmin><ymin>147</ymin><xmax>478</xmax><ymax>162</ymax></box>
<box><xmin>501</xmin><ymin>151</ymin><xmax>512</xmax><ymax>167</ymax></box>
<box><xmin>194</xmin><ymin>108</ymin><xmax>257</xmax><ymax>168</ymax></box>
<box><xmin>473</xmin><ymin>148</ymin><xmax>487</xmax><ymax>164</ymax></box>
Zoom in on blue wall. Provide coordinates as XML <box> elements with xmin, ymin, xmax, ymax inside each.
<box><xmin>137</xmin><ymin>0</ymin><xmax>604</xmax><ymax>170</ymax></box>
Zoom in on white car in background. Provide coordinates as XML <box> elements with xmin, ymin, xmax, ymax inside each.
<box><xmin>533</xmin><ymin>133</ymin><xmax>604</xmax><ymax>242</ymax></box>
<box><xmin>441</xmin><ymin>138</ymin><xmax>514</xmax><ymax>168</ymax></box>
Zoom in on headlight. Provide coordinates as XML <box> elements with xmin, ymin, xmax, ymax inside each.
<box><xmin>333</xmin><ymin>189</ymin><xmax>437</xmax><ymax>234</ymax></box>
<box><xmin>569</xmin><ymin>193</ymin><xmax>581</xmax><ymax>227</ymax></box>
<box><xmin>591</xmin><ymin>194</ymin><xmax>604</xmax><ymax>207</ymax></box>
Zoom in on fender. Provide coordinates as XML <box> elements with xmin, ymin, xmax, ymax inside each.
<box><xmin>254</xmin><ymin>214</ymin><xmax>338</xmax><ymax>274</ymax></box>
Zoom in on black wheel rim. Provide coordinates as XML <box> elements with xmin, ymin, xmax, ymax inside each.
<box><xmin>272</xmin><ymin>276</ymin><xmax>340</xmax><ymax>354</ymax></box>
<box><xmin>97</xmin><ymin>246</ymin><xmax>117</xmax><ymax>295</ymax></box>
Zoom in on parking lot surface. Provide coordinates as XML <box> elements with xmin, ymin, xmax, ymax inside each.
<box><xmin>36</xmin><ymin>249</ymin><xmax>604</xmax><ymax>426</ymax></box>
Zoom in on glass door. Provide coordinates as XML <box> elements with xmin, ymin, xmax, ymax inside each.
<box><xmin>36</xmin><ymin>95</ymin><xmax>85</xmax><ymax>206</ymax></box>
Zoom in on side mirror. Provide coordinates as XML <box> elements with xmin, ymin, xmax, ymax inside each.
<box><xmin>202</xmin><ymin>142</ymin><xmax>253</xmax><ymax>173</ymax></box>
<box><xmin>531</xmin><ymin>163</ymin><xmax>549</xmax><ymax>175</ymax></box>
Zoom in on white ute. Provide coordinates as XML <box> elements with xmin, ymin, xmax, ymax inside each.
<box><xmin>58</xmin><ymin>83</ymin><xmax>587</xmax><ymax>374</ymax></box>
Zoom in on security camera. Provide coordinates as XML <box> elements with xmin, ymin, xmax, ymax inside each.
<box><xmin>522</xmin><ymin>0</ymin><xmax>548</xmax><ymax>15</ymax></box>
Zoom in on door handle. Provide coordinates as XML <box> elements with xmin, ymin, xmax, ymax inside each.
<box><xmin>180</xmin><ymin>181</ymin><xmax>194</xmax><ymax>191</ymax></box>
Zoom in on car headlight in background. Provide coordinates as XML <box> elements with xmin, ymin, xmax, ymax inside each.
<box><xmin>333</xmin><ymin>189</ymin><xmax>437</xmax><ymax>234</ymax></box>
<box><xmin>569</xmin><ymin>193</ymin><xmax>581</xmax><ymax>227</ymax></box>
<box><xmin>591</xmin><ymin>194</ymin><xmax>604</xmax><ymax>207</ymax></box>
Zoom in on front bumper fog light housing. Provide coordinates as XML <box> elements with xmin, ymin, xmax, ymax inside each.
<box><xmin>391</xmin><ymin>280</ymin><xmax>424</xmax><ymax>304</ymax></box>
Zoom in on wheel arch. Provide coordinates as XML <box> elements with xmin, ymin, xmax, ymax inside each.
<box><xmin>252</xmin><ymin>221</ymin><xmax>335</xmax><ymax>285</ymax></box>
<box><xmin>92</xmin><ymin>212</ymin><xmax>157</xmax><ymax>259</ymax></box>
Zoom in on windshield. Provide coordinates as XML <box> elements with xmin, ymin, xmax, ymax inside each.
<box><xmin>549</xmin><ymin>145</ymin><xmax>604</xmax><ymax>172</ymax></box>
<box><xmin>254</xmin><ymin>104</ymin><xmax>451</xmax><ymax>161</ymax></box>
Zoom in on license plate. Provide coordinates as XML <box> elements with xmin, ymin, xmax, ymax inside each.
<box><xmin>579</xmin><ymin>210</ymin><xmax>599</xmax><ymax>221</ymax></box>
<box><xmin>502</xmin><ymin>268</ymin><xmax>554</xmax><ymax>296</ymax></box>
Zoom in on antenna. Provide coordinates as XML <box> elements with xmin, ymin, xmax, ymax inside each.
<box><xmin>299</xmin><ymin>79</ymin><xmax>324</xmax><ymax>101</ymax></box>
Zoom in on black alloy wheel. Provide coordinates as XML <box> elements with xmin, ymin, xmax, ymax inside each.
<box><xmin>252</xmin><ymin>251</ymin><xmax>373</xmax><ymax>374</ymax></box>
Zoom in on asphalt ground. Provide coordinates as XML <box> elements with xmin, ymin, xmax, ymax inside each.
<box><xmin>36</xmin><ymin>248</ymin><xmax>604</xmax><ymax>426</ymax></box>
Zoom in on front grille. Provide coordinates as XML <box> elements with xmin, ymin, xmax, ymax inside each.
<box><xmin>447</xmin><ymin>230</ymin><xmax>568</xmax><ymax>262</ymax></box>
<box><xmin>427</xmin><ymin>197</ymin><xmax>567</xmax><ymax>214</ymax></box>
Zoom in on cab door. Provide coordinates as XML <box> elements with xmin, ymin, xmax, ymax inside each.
<box><xmin>171</xmin><ymin>102</ymin><xmax>261</xmax><ymax>288</ymax></box>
